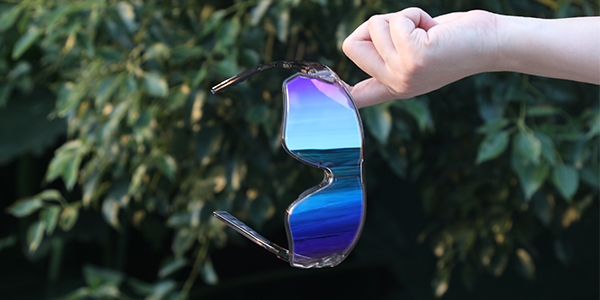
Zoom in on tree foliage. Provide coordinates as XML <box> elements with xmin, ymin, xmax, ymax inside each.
<box><xmin>1</xmin><ymin>0</ymin><xmax>598</xmax><ymax>299</ymax></box>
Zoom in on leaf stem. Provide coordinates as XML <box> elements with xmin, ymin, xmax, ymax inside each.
<box><xmin>180</xmin><ymin>241</ymin><xmax>210</xmax><ymax>299</ymax></box>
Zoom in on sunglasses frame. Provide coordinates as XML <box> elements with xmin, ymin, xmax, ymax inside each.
<box><xmin>212</xmin><ymin>61</ymin><xmax>366</xmax><ymax>269</ymax></box>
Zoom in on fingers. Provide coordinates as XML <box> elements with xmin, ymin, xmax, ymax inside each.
<box><xmin>342</xmin><ymin>21</ymin><xmax>388</xmax><ymax>80</ymax></box>
<box><xmin>348</xmin><ymin>78</ymin><xmax>398</xmax><ymax>108</ymax></box>
<box><xmin>343</xmin><ymin>8</ymin><xmax>442</xmax><ymax>107</ymax></box>
<box><xmin>367</xmin><ymin>14</ymin><xmax>397</xmax><ymax>64</ymax></box>
<box><xmin>389</xmin><ymin>8</ymin><xmax>438</xmax><ymax>51</ymax></box>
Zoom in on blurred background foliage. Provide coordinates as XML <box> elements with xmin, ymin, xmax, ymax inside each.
<box><xmin>0</xmin><ymin>0</ymin><xmax>598</xmax><ymax>299</ymax></box>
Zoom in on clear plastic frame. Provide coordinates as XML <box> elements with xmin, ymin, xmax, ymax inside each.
<box><xmin>212</xmin><ymin>61</ymin><xmax>365</xmax><ymax>268</ymax></box>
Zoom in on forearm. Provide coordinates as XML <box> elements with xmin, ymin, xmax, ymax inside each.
<box><xmin>494</xmin><ymin>14</ymin><xmax>600</xmax><ymax>84</ymax></box>
<box><xmin>342</xmin><ymin>8</ymin><xmax>599</xmax><ymax>107</ymax></box>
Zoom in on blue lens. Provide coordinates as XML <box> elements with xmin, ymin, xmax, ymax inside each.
<box><xmin>282</xmin><ymin>75</ymin><xmax>364</xmax><ymax>268</ymax></box>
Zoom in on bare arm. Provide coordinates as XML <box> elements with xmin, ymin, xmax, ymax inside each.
<box><xmin>342</xmin><ymin>8</ymin><xmax>600</xmax><ymax>108</ymax></box>
<box><xmin>497</xmin><ymin>15</ymin><xmax>600</xmax><ymax>84</ymax></box>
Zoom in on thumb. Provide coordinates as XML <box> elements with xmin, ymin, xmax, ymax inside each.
<box><xmin>348</xmin><ymin>77</ymin><xmax>399</xmax><ymax>108</ymax></box>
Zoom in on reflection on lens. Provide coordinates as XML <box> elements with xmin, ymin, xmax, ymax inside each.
<box><xmin>283</xmin><ymin>75</ymin><xmax>364</xmax><ymax>268</ymax></box>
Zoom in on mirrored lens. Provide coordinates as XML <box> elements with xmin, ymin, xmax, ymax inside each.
<box><xmin>283</xmin><ymin>75</ymin><xmax>364</xmax><ymax>268</ymax></box>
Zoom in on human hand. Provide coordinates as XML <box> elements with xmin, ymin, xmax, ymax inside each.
<box><xmin>343</xmin><ymin>8</ymin><xmax>500</xmax><ymax>108</ymax></box>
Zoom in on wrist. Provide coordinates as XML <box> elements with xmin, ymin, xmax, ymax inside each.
<box><xmin>493</xmin><ymin>14</ymin><xmax>534</xmax><ymax>73</ymax></box>
<box><xmin>458</xmin><ymin>10</ymin><xmax>505</xmax><ymax>75</ymax></box>
<box><xmin>486</xmin><ymin>12</ymin><xmax>515</xmax><ymax>73</ymax></box>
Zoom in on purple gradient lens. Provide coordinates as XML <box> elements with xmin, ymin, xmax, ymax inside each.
<box><xmin>282</xmin><ymin>75</ymin><xmax>365</xmax><ymax>268</ymax></box>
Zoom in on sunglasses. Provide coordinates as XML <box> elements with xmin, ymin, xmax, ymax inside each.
<box><xmin>211</xmin><ymin>61</ymin><xmax>365</xmax><ymax>269</ymax></box>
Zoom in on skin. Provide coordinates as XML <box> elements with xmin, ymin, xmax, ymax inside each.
<box><xmin>342</xmin><ymin>8</ymin><xmax>600</xmax><ymax>108</ymax></box>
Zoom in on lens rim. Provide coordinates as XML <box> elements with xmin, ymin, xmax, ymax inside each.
<box><xmin>280</xmin><ymin>69</ymin><xmax>366</xmax><ymax>269</ymax></box>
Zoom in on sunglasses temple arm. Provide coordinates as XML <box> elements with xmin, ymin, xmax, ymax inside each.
<box><xmin>213</xmin><ymin>211</ymin><xmax>290</xmax><ymax>262</ymax></box>
<box><xmin>211</xmin><ymin>61</ymin><xmax>323</xmax><ymax>94</ymax></box>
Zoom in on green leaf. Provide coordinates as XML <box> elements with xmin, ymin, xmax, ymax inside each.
<box><xmin>215</xmin><ymin>18</ymin><xmax>240</xmax><ymax>47</ymax></box>
<box><xmin>27</xmin><ymin>220</ymin><xmax>46</xmax><ymax>253</ymax></box>
<box><xmin>155</xmin><ymin>154</ymin><xmax>177</xmax><ymax>180</ymax></box>
<box><xmin>172</xmin><ymin>229</ymin><xmax>194</xmax><ymax>257</ymax></box>
<box><xmin>158</xmin><ymin>258</ymin><xmax>188</xmax><ymax>278</ymax></box>
<box><xmin>64</xmin><ymin>151</ymin><xmax>83</xmax><ymax>191</ymax></box>
<box><xmin>0</xmin><ymin>235</ymin><xmax>17</xmax><ymax>253</ymax></box>
<box><xmin>511</xmin><ymin>151</ymin><xmax>550</xmax><ymax>200</ymax></box>
<box><xmin>240</xmin><ymin>48</ymin><xmax>260</xmax><ymax>68</ymax></box>
<box><xmin>200</xmin><ymin>257</ymin><xmax>219</xmax><ymax>285</ymax></box>
<box><xmin>12</xmin><ymin>26</ymin><xmax>42</xmax><ymax>59</ymax></box>
<box><xmin>15</xmin><ymin>7</ymin><xmax>29</xmax><ymax>34</ymax></box>
<box><xmin>526</xmin><ymin>106</ymin><xmax>559</xmax><ymax>117</ymax></box>
<box><xmin>579</xmin><ymin>166</ymin><xmax>599</xmax><ymax>188</ymax></box>
<box><xmin>477</xmin><ymin>95</ymin><xmax>505</xmax><ymax>122</ymax></box>
<box><xmin>551</xmin><ymin>164</ymin><xmax>579</xmax><ymax>201</ymax></box>
<box><xmin>166</xmin><ymin>92</ymin><xmax>188</xmax><ymax>111</ymax></box>
<box><xmin>40</xmin><ymin>206</ymin><xmax>61</xmax><ymax>235</ymax></box>
<box><xmin>516</xmin><ymin>248</ymin><xmax>535</xmax><ymax>280</ymax></box>
<box><xmin>276</xmin><ymin>6</ymin><xmax>290</xmax><ymax>42</ymax></box>
<box><xmin>7</xmin><ymin>61</ymin><xmax>31</xmax><ymax>80</ymax></box>
<box><xmin>400</xmin><ymin>98</ymin><xmax>434</xmax><ymax>132</ymax></box>
<box><xmin>554</xmin><ymin>239</ymin><xmax>570</xmax><ymax>265</ymax></box>
<box><xmin>586</xmin><ymin>113</ymin><xmax>599</xmax><ymax>139</ymax></box>
<box><xmin>102</xmin><ymin>198</ymin><xmax>120</xmax><ymax>230</ymax></box>
<box><xmin>59</xmin><ymin>206</ymin><xmax>79</xmax><ymax>231</ymax></box>
<box><xmin>226</xmin><ymin>160</ymin><xmax>244</xmax><ymax>191</ymax></box>
<box><xmin>490</xmin><ymin>252</ymin><xmax>509</xmax><ymax>277</ymax></box>
<box><xmin>534</xmin><ymin>132</ymin><xmax>556</xmax><ymax>165</ymax></box>
<box><xmin>129</xmin><ymin>164</ymin><xmax>147</xmax><ymax>194</ymax></box>
<box><xmin>0</xmin><ymin>5</ymin><xmax>22</xmax><ymax>32</ymax></box>
<box><xmin>514</xmin><ymin>131</ymin><xmax>541</xmax><ymax>165</ymax></box>
<box><xmin>532</xmin><ymin>193</ymin><xmax>552</xmax><ymax>226</ymax></box>
<box><xmin>361</xmin><ymin>104</ymin><xmax>392</xmax><ymax>144</ymax></box>
<box><xmin>476</xmin><ymin>118</ymin><xmax>509</xmax><ymax>134</ymax></box>
<box><xmin>200</xmin><ymin>10</ymin><xmax>226</xmax><ymax>37</ymax></box>
<box><xmin>127</xmin><ymin>278</ymin><xmax>154</xmax><ymax>296</ymax></box>
<box><xmin>250</xmin><ymin>0</ymin><xmax>272</xmax><ymax>25</ymax></box>
<box><xmin>6</xmin><ymin>198</ymin><xmax>43</xmax><ymax>217</ymax></box>
<box><xmin>143</xmin><ymin>43</ymin><xmax>170</xmax><ymax>61</ymax></box>
<box><xmin>55</xmin><ymin>82</ymin><xmax>84</xmax><ymax>118</ymax></box>
<box><xmin>214</xmin><ymin>59</ymin><xmax>238</xmax><ymax>78</ymax></box>
<box><xmin>56</xmin><ymin>287</ymin><xmax>90</xmax><ymax>300</ymax></box>
<box><xmin>169</xmin><ymin>46</ymin><xmax>204</xmax><ymax>64</ymax></box>
<box><xmin>46</xmin><ymin>142</ymin><xmax>78</xmax><ymax>182</ymax></box>
<box><xmin>0</xmin><ymin>83</ymin><xmax>12</xmax><ymax>107</ymax></box>
<box><xmin>95</xmin><ymin>75</ymin><xmax>124</xmax><ymax>107</ymax></box>
<box><xmin>83</xmin><ymin>171</ymin><xmax>101</xmax><ymax>207</ymax></box>
<box><xmin>432</xmin><ymin>269</ymin><xmax>450</xmax><ymax>297</ymax></box>
<box><xmin>149</xmin><ymin>280</ymin><xmax>176</xmax><ymax>300</ymax></box>
<box><xmin>35</xmin><ymin>189</ymin><xmax>65</xmax><ymax>203</ymax></box>
<box><xmin>46</xmin><ymin>5</ymin><xmax>76</xmax><ymax>33</ymax></box>
<box><xmin>116</xmin><ymin>1</ymin><xmax>138</xmax><ymax>33</ymax></box>
<box><xmin>476</xmin><ymin>131</ymin><xmax>509</xmax><ymax>164</ymax></box>
<box><xmin>189</xmin><ymin>201</ymin><xmax>203</xmax><ymax>228</ymax></box>
<box><xmin>83</xmin><ymin>264</ymin><xmax>124</xmax><ymax>289</ymax></box>
<box><xmin>190</xmin><ymin>65</ymin><xmax>208</xmax><ymax>89</ymax></box>
<box><xmin>143</xmin><ymin>72</ymin><xmax>168</xmax><ymax>97</ymax></box>
<box><xmin>167</xmin><ymin>213</ymin><xmax>191</xmax><ymax>228</ymax></box>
